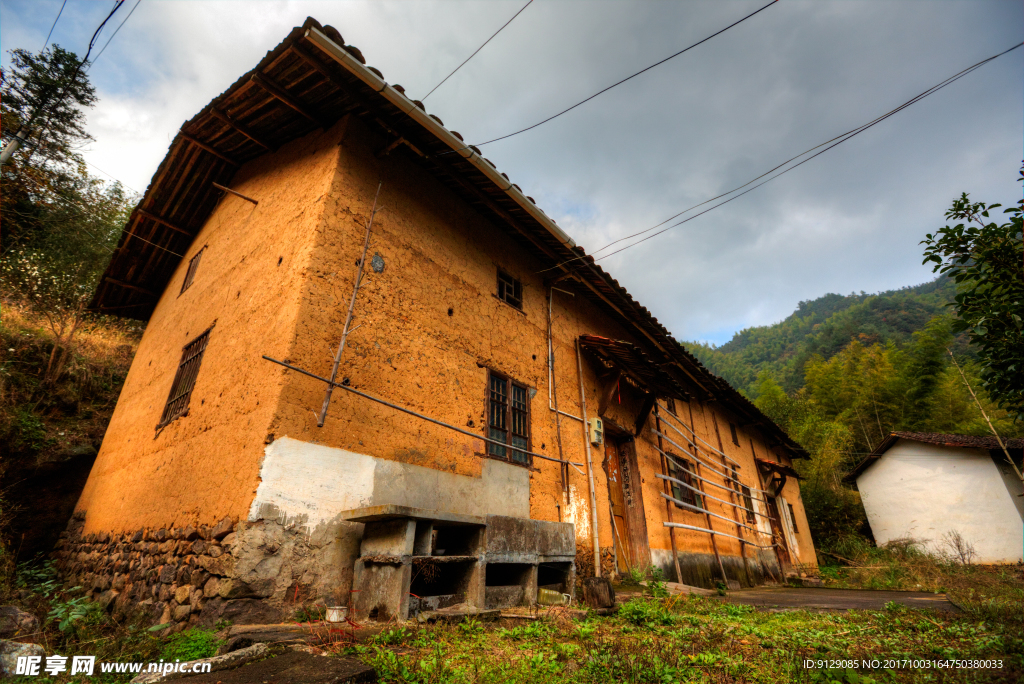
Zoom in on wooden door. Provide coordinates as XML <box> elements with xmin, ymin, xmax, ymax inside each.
<box><xmin>605</xmin><ymin>437</ymin><xmax>651</xmax><ymax>571</ymax></box>
<box><xmin>766</xmin><ymin>497</ymin><xmax>791</xmax><ymax>568</ymax></box>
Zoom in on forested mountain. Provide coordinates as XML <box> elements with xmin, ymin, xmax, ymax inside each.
<box><xmin>688</xmin><ymin>276</ymin><xmax>963</xmax><ymax>396</ymax></box>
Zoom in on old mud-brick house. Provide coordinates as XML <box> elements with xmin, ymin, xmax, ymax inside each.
<box><xmin>62</xmin><ymin>18</ymin><xmax>816</xmax><ymax>627</ymax></box>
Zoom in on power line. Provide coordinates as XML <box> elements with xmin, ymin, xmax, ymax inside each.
<box><xmin>544</xmin><ymin>40</ymin><xmax>1024</xmax><ymax>271</ymax></box>
<box><xmin>468</xmin><ymin>0</ymin><xmax>778</xmax><ymax>149</ymax></box>
<box><xmin>89</xmin><ymin>0</ymin><xmax>142</xmax><ymax>69</ymax></box>
<box><xmin>15</xmin><ymin>1</ymin><xmax>125</xmax><ymax>165</ymax></box>
<box><xmin>42</xmin><ymin>0</ymin><xmax>68</xmax><ymax>51</ymax></box>
<box><xmin>423</xmin><ymin>0</ymin><xmax>534</xmax><ymax>101</ymax></box>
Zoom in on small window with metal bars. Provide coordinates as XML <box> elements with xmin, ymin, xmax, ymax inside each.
<box><xmin>668</xmin><ymin>456</ymin><xmax>702</xmax><ymax>510</ymax></box>
<box><xmin>496</xmin><ymin>269</ymin><xmax>523</xmax><ymax>310</ymax></box>
<box><xmin>157</xmin><ymin>329</ymin><xmax>211</xmax><ymax>428</ymax></box>
<box><xmin>487</xmin><ymin>371</ymin><xmax>530</xmax><ymax>465</ymax></box>
<box><xmin>179</xmin><ymin>247</ymin><xmax>205</xmax><ymax>295</ymax></box>
<box><xmin>730</xmin><ymin>466</ymin><xmax>756</xmax><ymax>524</ymax></box>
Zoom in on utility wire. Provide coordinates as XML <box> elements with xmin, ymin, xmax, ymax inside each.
<box><xmin>23</xmin><ymin>1</ymin><xmax>125</xmax><ymax>163</ymax></box>
<box><xmin>468</xmin><ymin>0</ymin><xmax>778</xmax><ymax>148</ymax></box>
<box><xmin>543</xmin><ymin>40</ymin><xmax>1024</xmax><ymax>272</ymax></box>
<box><xmin>42</xmin><ymin>0</ymin><xmax>68</xmax><ymax>51</ymax></box>
<box><xmin>423</xmin><ymin>0</ymin><xmax>534</xmax><ymax>101</ymax></box>
<box><xmin>89</xmin><ymin>0</ymin><xmax>142</xmax><ymax>69</ymax></box>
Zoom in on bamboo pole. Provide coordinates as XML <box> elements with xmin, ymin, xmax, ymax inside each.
<box><xmin>711</xmin><ymin>412</ymin><xmax>752</xmax><ymax>586</ymax></box>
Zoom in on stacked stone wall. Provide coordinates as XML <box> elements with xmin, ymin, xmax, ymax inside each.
<box><xmin>53</xmin><ymin>513</ymin><xmax>356</xmax><ymax>631</ymax></box>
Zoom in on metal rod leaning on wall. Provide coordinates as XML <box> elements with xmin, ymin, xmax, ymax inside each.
<box><xmin>318</xmin><ymin>180</ymin><xmax>382</xmax><ymax>427</ymax></box>
<box><xmin>664</xmin><ymin>522</ymin><xmax>774</xmax><ymax>550</ymax></box>
<box><xmin>263</xmin><ymin>356</ymin><xmax>585</xmax><ymax>471</ymax></box>
<box><xmin>656</xmin><ymin>401</ymin><xmax>743</xmax><ymax>468</ymax></box>
<box><xmin>651</xmin><ymin>429</ymin><xmax>768</xmax><ymax>494</ymax></box>
<box><xmin>654</xmin><ymin>472</ymin><xmax>772</xmax><ymax>523</ymax></box>
<box><xmin>711</xmin><ymin>411</ymin><xmax>753</xmax><ymax>586</ymax></box>
<box><xmin>574</xmin><ymin>338</ymin><xmax>602</xmax><ymax>578</ymax></box>
<box><xmin>653</xmin><ymin>404</ymin><xmax>684</xmax><ymax>585</ymax></box>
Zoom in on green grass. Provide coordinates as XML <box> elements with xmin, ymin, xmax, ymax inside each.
<box><xmin>335</xmin><ymin>592</ymin><xmax>1021</xmax><ymax>683</ymax></box>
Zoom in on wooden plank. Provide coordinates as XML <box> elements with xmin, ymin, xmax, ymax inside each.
<box><xmin>634</xmin><ymin>392</ymin><xmax>657</xmax><ymax>436</ymax></box>
<box><xmin>597</xmin><ymin>369</ymin><xmax>622</xmax><ymax>417</ymax></box>
<box><xmin>179</xmin><ymin>132</ymin><xmax>239</xmax><ymax>167</ymax></box>
<box><xmin>250</xmin><ymin>72</ymin><xmax>323</xmax><ymax>127</ymax></box>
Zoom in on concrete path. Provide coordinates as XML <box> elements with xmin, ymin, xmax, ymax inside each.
<box><xmin>718</xmin><ymin>587</ymin><xmax>961</xmax><ymax>612</ymax></box>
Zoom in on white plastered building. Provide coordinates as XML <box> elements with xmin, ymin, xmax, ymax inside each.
<box><xmin>849</xmin><ymin>432</ymin><xmax>1023</xmax><ymax>564</ymax></box>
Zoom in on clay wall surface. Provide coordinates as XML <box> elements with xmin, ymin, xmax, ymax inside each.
<box><xmin>260</xmin><ymin>116</ymin><xmax>658</xmax><ymax>562</ymax></box>
<box><xmin>75</xmin><ymin>120</ymin><xmax>349</xmax><ymax>535</ymax></box>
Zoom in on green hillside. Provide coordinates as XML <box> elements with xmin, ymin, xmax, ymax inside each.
<box><xmin>687</xmin><ymin>276</ymin><xmax>964</xmax><ymax>396</ymax></box>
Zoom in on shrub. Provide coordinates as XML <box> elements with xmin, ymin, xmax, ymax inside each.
<box><xmin>618</xmin><ymin>598</ymin><xmax>677</xmax><ymax>627</ymax></box>
<box><xmin>160</xmin><ymin>628</ymin><xmax>224</xmax><ymax>662</ymax></box>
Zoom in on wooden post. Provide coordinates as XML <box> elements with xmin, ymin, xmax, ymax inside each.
<box><xmin>654</xmin><ymin>404</ymin><xmax>684</xmax><ymax>585</ymax></box>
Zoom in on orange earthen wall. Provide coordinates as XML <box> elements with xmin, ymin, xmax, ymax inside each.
<box><xmin>75</xmin><ymin>121</ymin><xmax>350</xmax><ymax>534</ymax></box>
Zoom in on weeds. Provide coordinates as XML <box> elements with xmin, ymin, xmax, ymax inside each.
<box><xmin>159</xmin><ymin>627</ymin><xmax>225</xmax><ymax>661</ymax></box>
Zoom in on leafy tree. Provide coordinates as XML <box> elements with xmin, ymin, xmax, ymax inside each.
<box><xmin>922</xmin><ymin>167</ymin><xmax>1024</xmax><ymax>420</ymax></box>
<box><xmin>1</xmin><ymin>45</ymin><xmax>99</xmax><ymax>256</ymax></box>
<box><xmin>0</xmin><ymin>45</ymin><xmax>136</xmax><ymax>384</ymax></box>
<box><xmin>1</xmin><ymin>45</ymin><xmax>96</xmax><ymax>169</ymax></box>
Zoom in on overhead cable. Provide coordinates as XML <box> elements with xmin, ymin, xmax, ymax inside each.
<box><xmin>89</xmin><ymin>0</ymin><xmax>142</xmax><ymax>69</ymax></box>
<box><xmin>42</xmin><ymin>0</ymin><xmax>68</xmax><ymax>51</ymax></box>
<box><xmin>423</xmin><ymin>0</ymin><xmax>534</xmax><ymax>101</ymax></box>
<box><xmin>538</xmin><ymin>39</ymin><xmax>1024</xmax><ymax>272</ymax></box>
<box><xmin>467</xmin><ymin>0</ymin><xmax>778</xmax><ymax>148</ymax></box>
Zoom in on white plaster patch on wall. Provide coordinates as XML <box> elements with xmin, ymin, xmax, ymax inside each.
<box><xmin>565</xmin><ymin>484</ymin><xmax>591</xmax><ymax>544</ymax></box>
<box><xmin>857</xmin><ymin>440</ymin><xmax>1023</xmax><ymax>564</ymax></box>
<box><xmin>249</xmin><ymin>437</ymin><xmax>531</xmax><ymax>535</ymax></box>
<box><xmin>248</xmin><ymin>436</ymin><xmax>375</xmax><ymax>533</ymax></box>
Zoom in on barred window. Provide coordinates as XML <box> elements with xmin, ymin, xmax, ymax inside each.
<box><xmin>157</xmin><ymin>329</ymin><xmax>210</xmax><ymax>428</ymax></box>
<box><xmin>730</xmin><ymin>466</ymin><xmax>756</xmax><ymax>524</ymax></box>
<box><xmin>788</xmin><ymin>503</ymin><xmax>799</xmax><ymax>533</ymax></box>
<box><xmin>668</xmin><ymin>457</ymin><xmax>702</xmax><ymax>509</ymax></box>
<box><xmin>180</xmin><ymin>247</ymin><xmax>205</xmax><ymax>295</ymax></box>
<box><xmin>497</xmin><ymin>269</ymin><xmax>523</xmax><ymax>310</ymax></box>
<box><xmin>729</xmin><ymin>422</ymin><xmax>740</xmax><ymax>446</ymax></box>
<box><xmin>487</xmin><ymin>371</ymin><xmax>529</xmax><ymax>465</ymax></box>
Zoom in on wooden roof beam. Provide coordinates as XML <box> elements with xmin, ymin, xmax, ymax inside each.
<box><xmin>250</xmin><ymin>73</ymin><xmax>325</xmax><ymax>128</ymax></box>
<box><xmin>179</xmin><ymin>132</ymin><xmax>239</xmax><ymax>167</ymax></box>
<box><xmin>136</xmin><ymin>209</ymin><xmax>192</xmax><ymax>236</ymax></box>
<box><xmin>104</xmin><ymin>277</ymin><xmax>159</xmax><ymax>297</ymax></box>
<box><xmin>209</xmin><ymin>108</ymin><xmax>273</xmax><ymax>152</ymax></box>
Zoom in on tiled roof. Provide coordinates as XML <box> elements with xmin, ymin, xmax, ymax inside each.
<box><xmin>846</xmin><ymin>432</ymin><xmax>1024</xmax><ymax>481</ymax></box>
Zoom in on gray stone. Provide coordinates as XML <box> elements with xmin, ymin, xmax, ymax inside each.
<box><xmin>158</xmin><ymin>564</ymin><xmax>178</xmax><ymax>583</ymax></box>
<box><xmin>0</xmin><ymin>606</ymin><xmax>39</xmax><ymax>639</ymax></box>
<box><xmin>217</xmin><ymin>579</ymin><xmax>274</xmax><ymax>600</ymax></box>
<box><xmin>172</xmin><ymin>604</ymin><xmax>191</xmax><ymax>622</ymax></box>
<box><xmin>212</xmin><ymin>517</ymin><xmax>234</xmax><ymax>540</ymax></box>
<box><xmin>129</xmin><ymin>642</ymin><xmax>269</xmax><ymax>684</ymax></box>
<box><xmin>0</xmin><ymin>639</ymin><xmax>45</xmax><ymax>676</ymax></box>
<box><xmin>182</xmin><ymin>525</ymin><xmax>200</xmax><ymax>541</ymax></box>
<box><xmin>219</xmin><ymin>599</ymin><xmax>284</xmax><ymax>625</ymax></box>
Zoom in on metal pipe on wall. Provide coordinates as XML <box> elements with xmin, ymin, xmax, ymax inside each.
<box><xmin>575</xmin><ymin>338</ymin><xmax>602</xmax><ymax>577</ymax></box>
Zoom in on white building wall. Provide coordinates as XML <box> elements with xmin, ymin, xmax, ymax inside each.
<box><xmin>856</xmin><ymin>439</ymin><xmax>1023</xmax><ymax>564</ymax></box>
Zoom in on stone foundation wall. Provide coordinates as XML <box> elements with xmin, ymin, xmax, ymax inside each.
<box><xmin>54</xmin><ymin>512</ymin><xmax>361</xmax><ymax>632</ymax></box>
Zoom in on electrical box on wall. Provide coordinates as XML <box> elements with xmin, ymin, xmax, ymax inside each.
<box><xmin>588</xmin><ymin>417</ymin><xmax>604</xmax><ymax>446</ymax></box>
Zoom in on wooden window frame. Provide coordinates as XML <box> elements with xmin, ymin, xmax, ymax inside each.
<box><xmin>668</xmin><ymin>456</ymin><xmax>702</xmax><ymax>510</ymax></box>
<box><xmin>157</xmin><ymin>328</ymin><xmax>211</xmax><ymax>429</ymax></box>
<box><xmin>496</xmin><ymin>269</ymin><xmax>523</xmax><ymax>311</ymax></box>
<box><xmin>486</xmin><ymin>369</ymin><xmax>531</xmax><ymax>467</ymax></box>
<box><xmin>179</xmin><ymin>247</ymin><xmax>205</xmax><ymax>295</ymax></box>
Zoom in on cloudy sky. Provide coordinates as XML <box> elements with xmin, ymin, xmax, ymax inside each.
<box><xmin>2</xmin><ymin>0</ymin><xmax>1021</xmax><ymax>345</ymax></box>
